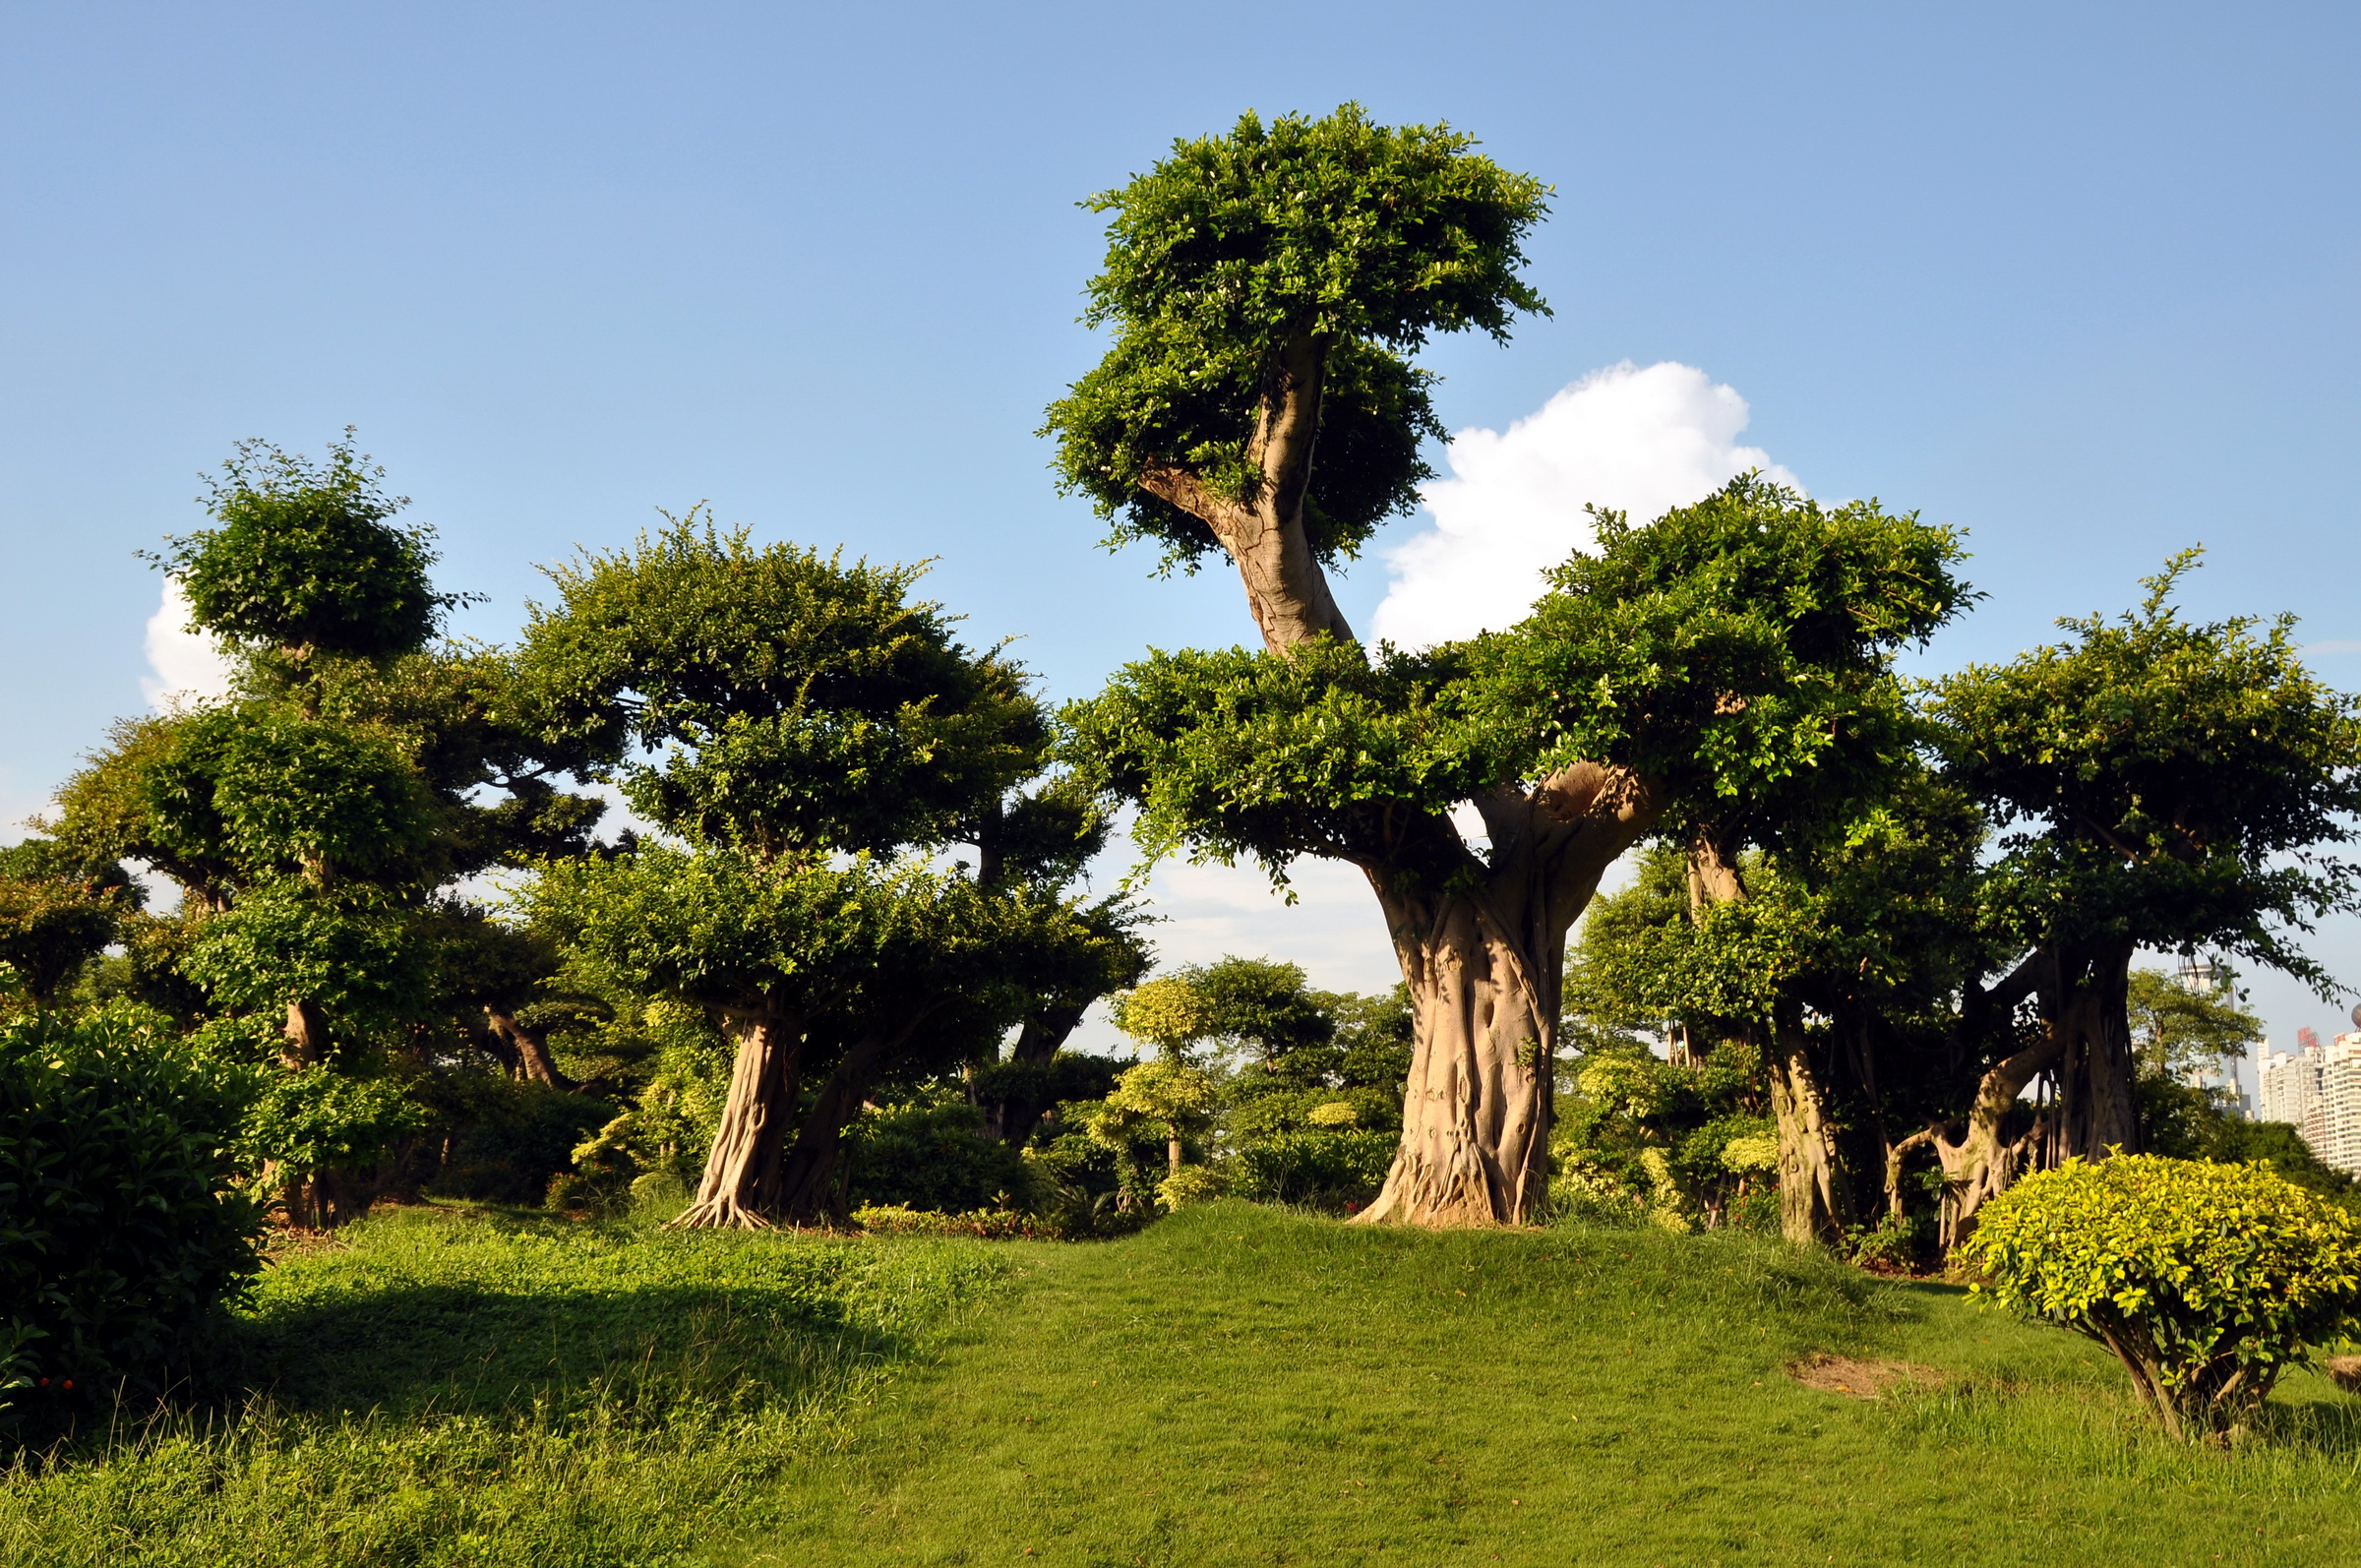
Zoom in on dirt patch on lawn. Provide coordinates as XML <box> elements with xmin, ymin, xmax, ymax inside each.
<box><xmin>1786</xmin><ymin>1354</ymin><xmax>1943</xmax><ymax>1400</ymax></box>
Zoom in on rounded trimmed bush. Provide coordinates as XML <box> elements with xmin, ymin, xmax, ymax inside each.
<box><xmin>1962</xmin><ymin>1154</ymin><xmax>2361</xmax><ymax>1436</ymax></box>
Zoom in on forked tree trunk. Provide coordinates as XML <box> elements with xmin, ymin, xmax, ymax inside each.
<box><xmin>1769</xmin><ymin>1029</ymin><xmax>1850</xmax><ymax>1246</ymax></box>
<box><xmin>1356</xmin><ymin>771</ymin><xmax>1659</xmax><ymax>1228</ymax></box>
<box><xmin>1929</xmin><ymin>1033</ymin><xmax>2064</xmax><ymax>1247</ymax></box>
<box><xmin>674</xmin><ymin>1012</ymin><xmax>802</xmax><ymax>1229</ymax></box>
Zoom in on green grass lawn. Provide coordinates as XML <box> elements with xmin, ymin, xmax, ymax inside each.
<box><xmin>9</xmin><ymin>1201</ymin><xmax>2361</xmax><ymax>1566</ymax></box>
<box><xmin>750</xmin><ymin>1204</ymin><xmax>2361</xmax><ymax>1567</ymax></box>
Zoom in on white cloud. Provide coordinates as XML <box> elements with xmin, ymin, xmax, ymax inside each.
<box><xmin>1371</xmin><ymin>361</ymin><xmax>1802</xmax><ymax>649</ymax></box>
<box><xmin>2301</xmin><ymin>639</ymin><xmax>2361</xmax><ymax>657</ymax></box>
<box><xmin>142</xmin><ymin>579</ymin><xmax>237</xmax><ymax>708</ymax></box>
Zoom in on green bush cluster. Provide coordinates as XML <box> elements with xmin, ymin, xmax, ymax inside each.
<box><xmin>1227</xmin><ymin>1129</ymin><xmax>1397</xmax><ymax>1209</ymax></box>
<box><xmin>0</xmin><ymin>1007</ymin><xmax>263</xmax><ymax>1426</ymax></box>
<box><xmin>852</xmin><ymin>1204</ymin><xmax>1045</xmax><ymax>1239</ymax></box>
<box><xmin>847</xmin><ymin>1101</ymin><xmax>1033</xmax><ymax>1215</ymax></box>
<box><xmin>1548</xmin><ymin>1039</ymin><xmax>1779</xmax><ymax>1232</ymax></box>
<box><xmin>1963</xmin><ymin>1154</ymin><xmax>2361</xmax><ymax>1436</ymax></box>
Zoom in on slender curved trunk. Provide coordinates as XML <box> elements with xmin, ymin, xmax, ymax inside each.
<box><xmin>1681</xmin><ymin>822</ymin><xmax>1850</xmax><ymax>1246</ymax></box>
<box><xmin>1931</xmin><ymin>1032</ymin><xmax>2064</xmax><ymax>1247</ymax></box>
<box><xmin>773</xmin><ymin>1017</ymin><xmax>932</xmax><ymax>1226</ymax></box>
<box><xmin>485</xmin><ymin>1006</ymin><xmax>574</xmax><ymax>1090</ymax></box>
<box><xmin>1357</xmin><ymin>773</ymin><xmax>1659</xmax><ymax>1228</ymax></box>
<box><xmin>982</xmin><ymin>1000</ymin><xmax>1087</xmax><ymax>1146</ymax></box>
<box><xmin>1884</xmin><ymin>1126</ymin><xmax>1939</xmax><ymax>1223</ymax></box>
<box><xmin>674</xmin><ymin>1012</ymin><xmax>802</xmax><ymax>1229</ymax></box>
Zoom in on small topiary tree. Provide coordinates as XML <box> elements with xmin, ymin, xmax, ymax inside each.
<box><xmin>1084</xmin><ymin>1057</ymin><xmax>1219</xmax><ymax>1199</ymax></box>
<box><xmin>1962</xmin><ymin>1154</ymin><xmax>2361</xmax><ymax>1437</ymax></box>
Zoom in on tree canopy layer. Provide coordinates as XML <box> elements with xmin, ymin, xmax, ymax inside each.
<box><xmin>1066</xmin><ymin>468</ymin><xmax>1967</xmax><ymax>1226</ymax></box>
<box><xmin>1933</xmin><ymin>551</ymin><xmax>2361</xmax><ymax>1160</ymax></box>
<box><xmin>518</xmin><ymin>516</ymin><xmax>1143</xmax><ymax>1227</ymax></box>
<box><xmin>148</xmin><ymin>433</ymin><xmax>465</xmax><ymax>664</ymax></box>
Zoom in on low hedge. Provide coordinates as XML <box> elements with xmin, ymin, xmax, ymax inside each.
<box><xmin>1963</xmin><ymin>1154</ymin><xmax>2361</xmax><ymax>1437</ymax></box>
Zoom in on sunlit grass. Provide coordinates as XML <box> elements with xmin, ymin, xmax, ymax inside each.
<box><xmin>0</xmin><ymin>1205</ymin><xmax>1010</xmax><ymax>1567</ymax></box>
<box><xmin>10</xmin><ymin>1201</ymin><xmax>2361</xmax><ymax>1566</ymax></box>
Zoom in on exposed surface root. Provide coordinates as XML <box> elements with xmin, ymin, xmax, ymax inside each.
<box><xmin>669</xmin><ymin>1197</ymin><xmax>775</xmax><ymax>1231</ymax></box>
<box><xmin>1786</xmin><ymin>1354</ymin><xmax>1941</xmax><ymax>1400</ymax></box>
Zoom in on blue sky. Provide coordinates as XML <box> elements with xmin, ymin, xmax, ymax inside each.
<box><xmin>4</xmin><ymin>2</ymin><xmax>2357</xmax><ymax>1060</ymax></box>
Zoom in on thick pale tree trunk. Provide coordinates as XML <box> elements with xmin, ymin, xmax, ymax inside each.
<box><xmin>1356</xmin><ymin>770</ymin><xmax>1660</xmax><ymax>1228</ymax></box>
<box><xmin>1139</xmin><ymin>332</ymin><xmax>1355</xmax><ymax>655</ymax></box>
<box><xmin>1769</xmin><ymin>1029</ymin><xmax>1850</xmax><ymax>1246</ymax></box>
<box><xmin>674</xmin><ymin>1012</ymin><xmax>802</xmax><ymax>1229</ymax></box>
<box><xmin>281</xmin><ymin>997</ymin><xmax>330</xmax><ymax>1067</ymax></box>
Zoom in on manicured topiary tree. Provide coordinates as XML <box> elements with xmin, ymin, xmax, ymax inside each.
<box><xmin>1962</xmin><ymin>1154</ymin><xmax>2361</xmax><ymax>1437</ymax></box>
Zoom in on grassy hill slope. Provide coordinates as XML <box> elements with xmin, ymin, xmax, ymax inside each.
<box><xmin>753</xmin><ymin>1204</ymin><xmax>2361</xmax><ymax>1567</ymax></box>
<box><xmin>6</xmin><ymin>1202</ymin><xmax>2361</xmax><ymax>1566</ymax></box>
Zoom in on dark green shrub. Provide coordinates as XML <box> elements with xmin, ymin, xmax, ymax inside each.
<box><xmin>847</xmin><ymin>1101</ymin><xmax>1032</xmax><ymax>1214</ymax></box>
<box><xmin>422</xmin><ymin>1076</ymin><xmax>616</xmax><ymax>1206</ymax></box>
<box><xmin>1846</xmin><ymin>1212</ymin><xmax>1929</xmax><ymax>1273</ymax></box>
<box><xmin>1964</xmin><ymin>1155</ymin><xmax>2361</xmax><ymax>1437</ymax></box>
<box><xmin>1728</xmin><ymin>1185</ymin><xmax>1782</xmax><ymax>1235</ymax></box>
<box><xmin>1228</xmin><ymin>1129</ymin><xmax>1396</xmax><ymax>1211</ymax></box>
<box><xmin>0</xmin><ymin>1006</ymin><xmax>264</xmax><ymax>1426</ymax></box>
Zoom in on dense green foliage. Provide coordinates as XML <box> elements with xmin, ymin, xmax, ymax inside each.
<box><xmin>846</xmin><ymin>1101</ymin><xmax>1031</xmax><ymax>1215</ymax></box>
<box><xmin>1065</xmin><ymin>478</ymin><xmax>1966</xmax><ymax>891</ymax></box>
<box><xmin>1965</xmin><ymin>1156</ymin><xmax>2361</xmax><ymax>1435</ymax></box>
<box><xmin>148</xmin><ymin>434</ymin><xmax>463</xmax><ymax>662</ymax></box>
<box><xmin>0</xmin><ymin>840</ymin><xmax>138</xmax><ymax>1008</ymax></box>
<box><xmin>0</xmin><ymin>1007</ymin><xmax>262</xmax><ymax>1425</ymax></box>
<box><xmin>1935</xmin><ymin>551</ymin><xmax>2361</xmax><ymax>995</ymax></box>
<box><xmin>519</xmin><ymin>512</ymin><xmax>1041</xmax><ymax>858</ymax></box>
<box><xmin>1043</xmin><ymin>104</ymin><xmax>1548</xmax><ymax>572</ymax></box>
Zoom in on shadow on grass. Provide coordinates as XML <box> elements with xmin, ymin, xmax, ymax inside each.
<box><xmin>221</xmin><ymin>1278</ymin><xmax>902</xmax><ymax>1423</ymax></box>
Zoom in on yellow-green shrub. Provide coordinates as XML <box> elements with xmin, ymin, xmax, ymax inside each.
<box><xmin>1962</xmin><ymin>1155</ymin><xmax>2361</xmax><ymax>1436</ymax></box>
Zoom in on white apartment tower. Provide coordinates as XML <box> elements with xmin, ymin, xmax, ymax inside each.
<box><xmin>2325</xmin><ymin>1036</ymin><xmax>2361</xmax><ymax>1176</ymax></box>
<box><xmin>2258</xmin><ymin>1035</ymin><xmax>2329</xmax><ymax>1161</ymax></box>
<box><xmin>2260</xmin><ymin>1028</ymin><xmax>2361</xmax><ymax>1176</ymax></box>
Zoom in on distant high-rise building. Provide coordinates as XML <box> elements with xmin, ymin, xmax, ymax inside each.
<box><xmin>2259</xmin><ymin>1034</ymin><xmax>2331</xmax><ymax>1162</ymax></box>
<box><xmin>2325</xmin><ymin>1036</ymin><xmax>2361</xmax><ymax>1176</ymax></box>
